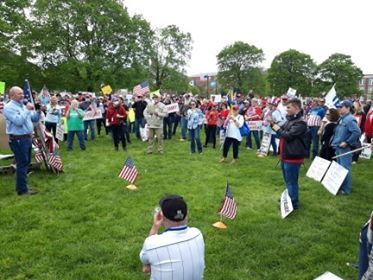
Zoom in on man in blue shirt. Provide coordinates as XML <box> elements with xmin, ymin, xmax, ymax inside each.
<box><xmin>3</xmin><ymin>86</ymin><xmax>40</xmax><ymax>195</ymax></box>
<box><xmin>331</xmin><ymin>100</ymin><xmax>361</xmax><ymax>194</ymax></box>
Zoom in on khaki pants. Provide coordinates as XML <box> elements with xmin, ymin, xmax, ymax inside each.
<box><xmin>147</xmin><ymin>127</ymin><xmax>164</xmax><ymax>153</ymax></box>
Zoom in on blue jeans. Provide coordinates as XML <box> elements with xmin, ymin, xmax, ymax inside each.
<box><xmin>281</xmin><ymin>161</ymin><xmax>301</xmax><ymax>209</ymax></box>
<box><xmin>135</xmin><ymin>117</ymin><xmax>145</xmax><ymax>139</ymax></box>
<box><xmin>246</xmin><ymin>130</ymin><xmax>261</xmax><ymax>149</ymax></box>
<box><xmin>189</xmin><ymin>127</ymin><xmax>202</xmax><ymax>153</ymax></box>
<box><xmin>83</xmin><ymin>119</ymin><xmax>96</xmax><ymax>140</ymax></box>
<box><xmin>180</xmin><ymin>117</ymin><xmax>188</xmax><ymax>140</ymax></box>
<box><xmin>67</xmin><ymin>130</ymin><xmax>86</xmax><ymax>150</ymax></box>
<box><xmin>335</xmin><ymin>147</ymin><xmax>352</xmax><ymax>194</ymax></box>
<box><xmin>9</xmin><ymin>138</ymin><xmax>32</xmax><ymax>194</ymax></box>
<box><xmin>358</xmin><ymin>224</ymin><xmax>373</xmax><ymax>279</ymax></box>
<box><xmin>270</xmin><ymin>134</ymin><xmax>278</xmax><ymax>156</ymax></box>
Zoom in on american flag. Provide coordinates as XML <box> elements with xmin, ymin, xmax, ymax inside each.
<box><xmin>23</xmin><ymin>79</ymin><xmax>34</xmax><ymax>105</ymax></box>
<box><xmin>218</xmin><ymin>183</ymin><xmax>237</xmax><ymax>219</ymax></box>
<box><xmin>133</xmin><ymin>81</ymin><xmax>150</xmax><ymax>96</ymax></box>
<box><xmin>118</xmin><ymin>157</ymin><xmax>138</xmax><ymax>183</ymax></box>
<box><xmin>35</xmin><ymin>150</ymin><xmax>44</xmax><ymax>163</ymax></box>
<box><xmin>48</xmin><ymin>154</ymin><xmax>63</xmax><ymax>171</ymax></box>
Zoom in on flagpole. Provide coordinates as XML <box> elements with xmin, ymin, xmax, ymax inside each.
<box><xmin>332</xmin><ymin>144</ymin><xmax>371</xmax><ymax>159</ymax></box>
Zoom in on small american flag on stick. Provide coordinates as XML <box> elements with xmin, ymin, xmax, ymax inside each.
<box><xmin>118</xmin><ymin>157</ymin><xmax>138</xmax><ymax>183</ymax></box>
<box><xmin>218</xmin><ymin>183</ymin><xmax>237</xmax><ymax>219</ymax></box>
<box><xmin>133</xmin><ymin>81</ymin><xmax>150</xmax><ymax>96</ymax></box>
<box><xmin>48</xmin><ymin>154</ymin><xmax>63</xmax><ymax>171</ymax></box>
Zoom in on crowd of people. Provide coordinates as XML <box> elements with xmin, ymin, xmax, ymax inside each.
<box><xmin>2</xmin><ymin>85</ymin><xmax>373</xmax><ymax>279</ymax></box>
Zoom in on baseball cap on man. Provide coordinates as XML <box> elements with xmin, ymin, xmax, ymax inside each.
<box><xmin>339</xmin><ymin>100</ymin><xmax>353</xmax><ymax>108</ymax></box>
<box><xmin>160</xmin><ymin>195</ymin><xmax>187</xmax><ymax>222</ymax></box>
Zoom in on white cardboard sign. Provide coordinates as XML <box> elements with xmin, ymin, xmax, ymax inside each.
<box><xmin>314</xmin><ymin>271</ymin><xmax>343</xmax><ymax>280</ymax></box>
<box><xmin>306</xmin><ymin>156</ymin><xmax>331</xmax><ymax>182</ymax></box>
<box><xmin>280</xmin><ymin>189</ymin><xmax>294</xmax><ymax>219</ymax></box>
<box><xmin>248</xmin><ymin>121</ymin><xmax>263</xmax><ymax>131</ymax></box>
<box><xmin>321</xmin><ymin>161</ymin><xmax>348</xmax><ymax>195</ymax></box>
<box><xmin>165</xmin><ymin>103</ymin><xmax>179</xmax><ymax>114</ymax></box>
<box><xmin>257</xmin><ymin>133</ymin><xmax>271</xmax><ymax>156</ymax></box>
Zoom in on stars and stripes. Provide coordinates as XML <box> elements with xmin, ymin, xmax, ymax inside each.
<box><xmin>35</xmin><ymin>150</ymin><xmax>44</xmax><ymax>163</ymax></box>
<box><xmin>48</xmin><ymin>154</ymin><xmax>63</xmax><ymax>171</ymax></box>
<box><xmin>218</xmin><ymin>183</ymin><xmax>237</xmax><ymax>219</ymax></box>
<box><xmin>23</xmin><ymin>79</ymin><xmax>34</xmax><ymax>105</ymax></box>
<box><xmin>133</xmin><ymin>81</ymin><xmax>150</xmax><ymax>96</ymax></box>
<box><xmin>118</xmin><ymin>157</ymin><xmax>138</xmax><ymax>183</ymax></box>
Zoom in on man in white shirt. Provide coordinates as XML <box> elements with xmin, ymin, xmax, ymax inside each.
<box><xmin>139</xmin><ymin>195</ymin><xmax>205</xmax><ymax>280</ymax></box>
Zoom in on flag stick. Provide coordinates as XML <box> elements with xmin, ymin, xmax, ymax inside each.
<box><xmin>212</xmin><ymin>214</ymin><xmax>227</xmax><ymax>229</ymax></box>
<box><xmin>332</xmin><ymin>144</ymin><xmax>371</xmax><ymax>159</ymax></box>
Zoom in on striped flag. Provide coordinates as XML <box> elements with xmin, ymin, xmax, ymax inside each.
<box><xmin>118</xmin><ymin>157</ymin><xmax>138</xmax><ymax>183</ymax></box>
<box><xmin>23</xmin><ymin>79</ymin><xmax>34</xmax><ymax>105</ymax></box>
<box><xmin>48</xmin><ymin>154</ymin><xmax>63</xmax><ymax>171</ymax></box>
<box><xmin>35</xmin><ymin>150</ymin><xmax>44</xmax><ymax>163</ymax></box>
<box><xmin>218</xmin><ymin>183</ymin><xmax>237</xmax><ymax>219</ymax></box>
<box><xmin>133</xmin><ymin>81</ymin><xmax>150</xmax><ymax>96</ymax></box>
<box><xmin>324</xmin><ymin>85</ymin><xmax>340</xmax><ymax>108</ymax></box>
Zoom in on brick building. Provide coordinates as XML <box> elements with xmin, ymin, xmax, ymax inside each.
<box><xmin>188</xmin><ymin>72</ymin><xmax>217</xmax><ymax>96</ymax></box>
<box><xmin>359</xmin><ymin>74</ymin><xmax>373</xmax><ymax>100</ymax></box>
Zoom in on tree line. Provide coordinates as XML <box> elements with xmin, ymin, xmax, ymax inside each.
<box><xmin>0</xmin><ymin>1</ymin><xmax>363</xmax><ymax>97</ymax></box>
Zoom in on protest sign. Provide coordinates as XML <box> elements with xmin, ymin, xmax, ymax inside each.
<box><xmin>321</xmin><ymin>161</ymin><xmax>348</xmax><ymax>195</ymax></box>
<box><xmin>286</xmin><ymin>87</ymin><xmax>297</xmax><ymax>98</ymax></box>
<box><xmin>280</xmin><ymin>189</ymin><xmax>293</xmax><ymax>218</ymax></box>
<box><xmin>257</xmin><ymin>133</ymin><xmax>271</xmax><ymax>157</ymax></box>
<box><xmin>0</xmin><ymin>81</ymin><xmax>5</xmax><ymax>94</ymax></box>
<box><xmin>101</xmin><ymin>85</ymin><xmax>112</xmax><ymax>95</ymax></box>
<box><xmin>56</xmin><ymin>124</ymin><xmax>65</xmax><ymax>142</ymax></box>
<box><xmin>360</xmin><ymin>146</ymin><xmax>371</xmax><ymax>159</ymax></box>
<box><xmin>306</xmin><ymin>156</ymin><xmax>331</xmax><ymax>182</ymax></box>
<box><xmin>314</xmin><ymin>271</ymin><xmax>343</xmax><ymax>280</ymax></box>
<box><xmin>165</xmin><ymin>103</ymin><xmax>179</xmax><ymax>114</ymax></box>
<box><xmin>248</xmin><ymin>121</ymin><xmax>263</xmax><ymax>131</ymax></box>
<box><xmin>219</xmin><ymin>130</ymin><xmax>226</xmax><ymax>145</ymax></box>
<box><xmin>83</xmin><ymin>103</ymin><xmax>103</xmax><ymax>121</ymax></box>
<box><xmin>210</xmin><ymin>94</ymin><xmax>221</xmax><ymax>103</ymax></box>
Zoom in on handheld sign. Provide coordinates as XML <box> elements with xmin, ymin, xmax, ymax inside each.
<box><xmin>165</xmin><ymin>103</ymin><xmax>179</xmax><ymax>114</ymax></box>
<box><xmin>101</xmin><ymin>85</ymin><xmax>112</xmax><ymax>95</ymax></box>
<box><xmin>306</xmin><ymin>156</ymin><xmax>331</xmax><ymax>182</ymax></box>
<box><xmin>280</xmin><ymin>189</ymin><xmax>294</xmax><ymax>218</ymax></box>
<box><xmin>0</xmin><ymin>81</ymin><xmax>6</xmax><ymax>94</ymax></box>
<box><xmin>248</xmin><ymin>121</ymin><xmax>263</xmax><ymax>131</ymax></box>
<box><xmin>257</xmin><ymin>133</ymin><xmax>271</xmax><ymax>157</ymax></box>
<box><xmin>321</xmin><ymin>161</ymin><xmax>348</xmax><ymax>195</ymax></box>
<box><xmin>83</xmin><ymin>103</ymin><xmax>103</xmax><ymax>121</ymax></box>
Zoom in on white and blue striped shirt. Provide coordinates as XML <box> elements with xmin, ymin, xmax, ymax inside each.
<box><xmin>140</xmin><ymin>226</ymin><xmax>205</xmax><ymax>280</ymax></box>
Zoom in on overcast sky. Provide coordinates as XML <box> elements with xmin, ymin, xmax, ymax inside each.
<box><xmin>124</xmin><ymin>0</ymin><xmax>373</xmax><ymax>76</ymax></box>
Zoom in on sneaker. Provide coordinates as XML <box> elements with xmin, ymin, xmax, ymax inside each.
<box><xmin>179</xmin><ymin>138</ymin><xmax>185</xmax><ymax>142</ymax></box>
<box><xmin>230</xmin><ymin>159</ymin><xmax>237</xmax><ymax>164</ymax></box>
<box><xmin>219</xmin><ymin>158</ymin><xmax>226</xmax><ymax>163</ymax></box>
<box><xmin>18</xmin><ymin>189</ymin><xmax>38</xmax><ymax>196</ymax></box>
<box><xmin>246</xmin><ymin>147</ymin><xmax>252</xmax><ymax>150</ymax></box>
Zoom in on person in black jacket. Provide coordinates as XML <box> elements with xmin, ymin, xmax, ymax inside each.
<box><xmin>270</xmin><ymin>98</ymin><xmax>307</xmax><ymax>210</ymax></box>
<box><xmin>319</xmin><ymin>108</ymin><xmax>339</xmax><ymax>160</ymax></box>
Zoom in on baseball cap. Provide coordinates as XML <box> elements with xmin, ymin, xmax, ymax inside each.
<box><xmin>232</xmin><ymin>104</ymin><xmax>240</xmax><ymax>110</ymax></box>
<box><xmin>339</xmin><ymin>100</ymin><xmax>353</xmax><ymax>108</ymax></box>
<box><xmin>160</xmin><ymin>195</ymin><xmax>187</xmax><ymax>222</ymax></box>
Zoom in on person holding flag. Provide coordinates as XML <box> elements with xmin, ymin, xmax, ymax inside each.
<box><xmin>3</xmin><ymin>86</ymin><xmax>40</xmax><ymax>195</ymax></box>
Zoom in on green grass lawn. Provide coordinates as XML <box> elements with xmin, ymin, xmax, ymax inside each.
<box><xmin>0</xmin><ymin>132</ymin><xmax>372</xmax><ymax>279</ymax></box>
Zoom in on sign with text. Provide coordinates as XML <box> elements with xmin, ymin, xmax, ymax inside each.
<box><xmin>280</xmin><ymin>189</ymin><xmax>294</xmax><ymax>219</ymax></box>
<box><xmin>306</xmin><ymin>156</ymin><xmax>331</xmax><ymax>182</ymax></box>
<box><xmin>321</xmin><ymin>161</ymin><xmax>348</xmax><ymax>195</ymax></box>
<box><xmin>101</xmin><ymin>85</ymin><xmax>112</xmax><ymax>95</ymax></box>
<box><xmin>83</xmin><ymin>104</ymin><xmax>103</xmax><ymax>121</ymax></box>
<box><xmin>248</xmin><ymin>121</ymin><xmax>263</xmax><ymax>131</ymax></box>
<box><xmin>165</xmin><ymin>103</ymin><xmax>179</xmax><ymax>113</ymax></box>
<box><xmin>210</xmin><ymin>94</ymin><xmax>221</xmax><ymax>103</ymax></box>
<box><xmin>360</xmin><ymin>146</ymin><xmax>372</xmax><ymax>159</ymax></box>
<box><xmin>257</xmin><ymin>133</ymin><xmax>271</xmax><ymax>156</ymax></box>
<box><xmin>56</xmin><ymin>124</ymin><xmax>65</xmax><ymax>141</ymax></box>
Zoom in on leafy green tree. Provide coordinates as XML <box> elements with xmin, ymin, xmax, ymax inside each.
<box><xmin>160</xmin><ymin>69</ymin><xmax>190</xmax><ymax>93</ymax></box>
<box><xmin>314</xmin><ymin>53</ymin><xmax>363</xmax><ymax>97</ymax></box>
<box><xmin>149</xmin><ymin>25</ymin><xmax>192</xmax><ymax>89</ymax></box>
<box><xmin>267</xmin><ymin>49</ymin><xmax>316</xmax><ymax>96</ymax></box>
<box><xmin>28</xmin><ymin>0</ymin><xmax>153</xmax><ymax>91</ymax></box>
<box><xmin>216</xmin><ymin>41</ymin><xmax>264</xmax><ymax>92</ymax></box>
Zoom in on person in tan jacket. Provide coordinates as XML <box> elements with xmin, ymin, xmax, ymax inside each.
<box><xmin>144</xmin><ymin>92</ymin><xmax>168</xmax><ymax>154</ymax></box>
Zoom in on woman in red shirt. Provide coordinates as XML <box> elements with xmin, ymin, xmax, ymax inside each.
<box><xmin>204</xmin><ymin>103</ymin><xmax>219</xmax><ymax>148</ymax></box>
<box><xmin>106</xmin><ymin>99</ymin><xmax>128</xmax><ymax>151</ymax></box>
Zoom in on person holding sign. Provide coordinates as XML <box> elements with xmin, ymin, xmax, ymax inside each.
<box><xmin>270</xmin><ymin>98</ymin><xmax>307</xmax><ymax>209</ymax></box>
<box><xmin>331</xmin><ymin>100</ymin><xmax>361</xmax><ymax>194</ymax></box>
